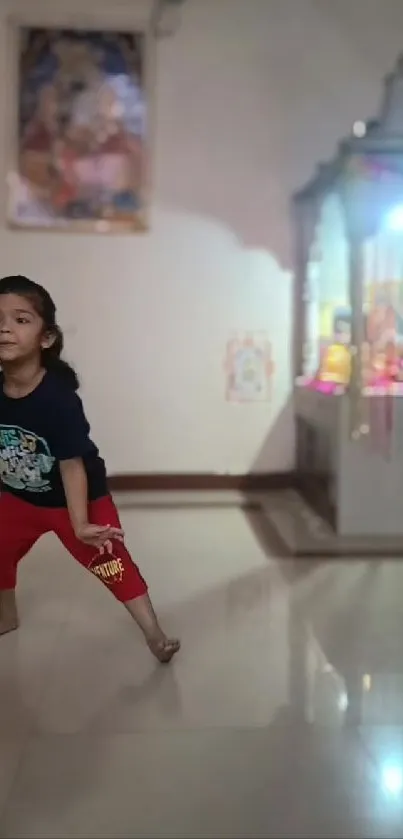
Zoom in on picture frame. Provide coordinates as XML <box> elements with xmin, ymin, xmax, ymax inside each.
<box><xmin>7</xmin><ymin>24</ymin><xmax>149</xmax><ymax>233</ymax></box>
<box><xmin>225</xmin><ymin>331</ymin><xmax>274</xmax><ymax>403</ymax></box>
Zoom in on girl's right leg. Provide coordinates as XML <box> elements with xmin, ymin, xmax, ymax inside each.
<box><xmin>53</xmin><ymin>496</ymin><xmax>180</xmax><ymax>663</ymax></box>
<box><xmin>0</xmin><ymin>493</ymin><xmax>45</xmax><ymax>635</ymax></box>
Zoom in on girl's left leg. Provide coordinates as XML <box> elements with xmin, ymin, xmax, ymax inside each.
<box><xmin>0</xmin><ymin>493</ymin><xmax>47</xmax><ymax>635</ymax></box>
<box><xmin>52</xmin><ymin>496</ymin><xmax>180</xmax><ymax>663</ymax></box>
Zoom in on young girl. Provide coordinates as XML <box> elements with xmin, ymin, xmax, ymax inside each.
<box><xmin>0</xmin><ymin>275</ymin><xmax>180</xmax><ymax>663</ymax></box>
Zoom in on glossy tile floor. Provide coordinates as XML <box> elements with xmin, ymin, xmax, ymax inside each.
<box><xmin>1</xmin><ymin>494</ymin><xmax>403</xmax><ymax>838</ymax></box>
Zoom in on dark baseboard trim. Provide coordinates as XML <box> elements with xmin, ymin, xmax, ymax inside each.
<box><xmin>108</xmin><ymin>471</ymin><xmax>296</xmax><ymax>493</ymax></box>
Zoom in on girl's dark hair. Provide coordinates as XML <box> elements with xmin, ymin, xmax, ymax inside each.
<box><xmin>0</xmin><ymin>275</ymin><xmax>79</xmax><ymax>390</ymax></box>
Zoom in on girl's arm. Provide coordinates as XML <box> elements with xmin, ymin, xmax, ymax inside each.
<box><xmin>60</xmin><ymin>458</ymin><xmax>123</xmax><ymax>547</ymax></box>
<box><xmin>59</xmin><ymin>457</ymin><xmax>89</xmax><ymax>535</ymax></box>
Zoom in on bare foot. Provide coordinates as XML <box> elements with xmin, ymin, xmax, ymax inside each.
<box><xmin>0</xmin><ymin>618</ymin><xmax>19</xmax><ymax>636</ymax></box>
<box><xmin>147</xmin><ymin>636</ymin><xmax>180</xmax><ymax>664</ymax></box>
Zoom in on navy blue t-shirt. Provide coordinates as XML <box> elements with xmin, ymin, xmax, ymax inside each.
<box><xmin>0</xmin><ymin>372</ymin><xmax>108</xmax><ymax>507</ymax></box>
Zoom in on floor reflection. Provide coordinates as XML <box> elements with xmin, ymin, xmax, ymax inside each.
<box><xmin>1</xmin><ymin>499</ymin><xmax>403</xmax><ymax>837</ymax></box>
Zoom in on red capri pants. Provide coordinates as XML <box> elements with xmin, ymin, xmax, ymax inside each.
<box><xmin>0</xmin><ymin>492</ymin><xmax>148</xmax><ymax>602</ymax></box>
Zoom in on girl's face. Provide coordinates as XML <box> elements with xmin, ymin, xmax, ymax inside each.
<box><xmin>0</xmin><ymin>293</ymin><xmax>54</xmax><ymax>364</ymax></box>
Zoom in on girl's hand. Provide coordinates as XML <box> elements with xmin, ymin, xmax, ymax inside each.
<box><xmin>74</xmin><ymin>523</ymin><xmax>124</xmax><ymax>549</ymax></box>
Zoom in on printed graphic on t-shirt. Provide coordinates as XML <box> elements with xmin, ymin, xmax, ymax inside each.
<box><xmin>0</xmin><ymin>424</ymin><xmax>55</xmax><ymax>493</ymax></box>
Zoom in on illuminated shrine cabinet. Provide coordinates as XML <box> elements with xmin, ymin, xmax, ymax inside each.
<box><xmin>294</xmin><ymin>54</ymin><xmax>403</xmax><ymax>540</ymax></box>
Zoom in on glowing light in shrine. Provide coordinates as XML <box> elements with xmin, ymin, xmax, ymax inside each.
<box><xmin>385</xmin><ymin>204</ymin><xmax>403</xmax><ymax>232</ymax></box>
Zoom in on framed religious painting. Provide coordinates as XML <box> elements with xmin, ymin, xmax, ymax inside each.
<box><xmin>225</xmin><ymin>331</ymin><xmax>274</xmax><ymax>402</ymax></box>
<box><xmin>7</xmin><ymin>25</ymin><xmax>148</xmax><ymax>232</ymax></box>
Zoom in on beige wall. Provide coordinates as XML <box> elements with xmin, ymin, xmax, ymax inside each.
<box><xmin>0</xmin><ymin>0</ymin><xmax>402</xmax><ymax>474</ymax></box>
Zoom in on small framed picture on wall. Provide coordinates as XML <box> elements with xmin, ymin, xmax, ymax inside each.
<box><xmin>225</xmin><ymin>331</ymin><xmax>274</xmax><ymax>402</ymax></box>
<box><xmin>7</xmin><ymin>25</ymin><xmax>149</xmax><ymax>233</ymax></box>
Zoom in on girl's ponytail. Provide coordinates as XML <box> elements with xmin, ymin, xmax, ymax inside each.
<box><xmin>41</xmin><ymin>325</ymin><xmax>79</xmax><ymax>391</ymax></box>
